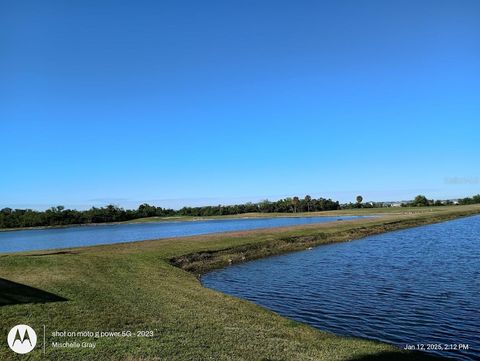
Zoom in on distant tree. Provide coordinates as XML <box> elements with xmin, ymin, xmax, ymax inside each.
<box><xmin>1</xmin><ymin>208</ymin><xmax>13</xmax><ymax>215</ymax></box>
<box><xmin>304</xmin><ymin>195</ymin><xmax>312</xmax><ymax>212</ymax></box>
<box><xmin>355</xmin><ymin>195</ymin><xmax>363</xmax><ymax>208</ymax></box>
<box><xmin>462</xmin><ymin>194</ymin><xmax>480</xmax><ymax>205</ymax></box>
<box><xmin>412</xmin><ymin>195</ymin><xmax>430</xmax><ymax>207</ymax></box>
<box><xmin>259</xmin><ymin>200</ymin><xmax>272</xmax><ymax>213</ymax></box>
<box><xmin>138</xmin><ymin>203</ymin><xmax>157</xmax><ymax>218</ymax></box>
<box><xmin>458</xmin><ymin>197</ymin><xmax>472</xmax><ymax>205</ymax></box>
<box><xmin>292</xmin><ymin>197</ymin><xmax>300</xmax><ymax>213</ymax></box>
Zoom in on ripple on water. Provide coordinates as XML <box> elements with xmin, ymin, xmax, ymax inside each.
<box><xmin>202</xmin><ymin>215</ymin><xmax>480</xmax><ymax>361</ymax></box>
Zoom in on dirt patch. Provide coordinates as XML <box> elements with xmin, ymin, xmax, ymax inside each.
<box><xmin>26</xmin><ymin>250</ymin><xmax>79</xmax><ymax>257</ymax></box>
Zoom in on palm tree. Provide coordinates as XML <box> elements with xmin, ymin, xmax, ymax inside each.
<box><xmin>356</xmin><ymin>195</ymin><xmax>363</xmax><ymax>208</ymax></box>
<box><xmin>292</xmin><ymin>197</ymin><xmax>300</xmax><ymax>213</ymax></box>
<box><xmin>304</xmin><ymin>195</ymin><xmax>312</xmax><ymax>212</ymax></box>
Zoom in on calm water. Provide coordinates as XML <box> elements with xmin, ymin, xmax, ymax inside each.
<box><xmin>202</xmin><ymin>215</ymin><xmax>480</xmax><ymax>360</ymax></box>
<box><xmin>0</xmin><ymin>216</ymin><xmax>360</xmax><ymax>254</ymax></box>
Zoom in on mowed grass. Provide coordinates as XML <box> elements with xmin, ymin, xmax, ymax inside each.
<box><xmin>1</xmin><ymin>206</ymin><xmax>479</xmax><ymax>360</ymax></box>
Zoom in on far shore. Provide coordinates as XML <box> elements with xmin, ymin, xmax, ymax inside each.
<box><xmin>0</xmin><ymin>206</ymin><xmax>456</xmax><ymax>233</ymax></box>
<box><xmin>0</xmin><ymin>212</ymin><xmax>346</xmax><ymax>233</ymax></box>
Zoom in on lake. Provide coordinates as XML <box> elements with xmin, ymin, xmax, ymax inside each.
<box><xmin>0</xmin><ymin>216</ymin><xmax>360</xmax><ymax>254</ymax></box>
<box><xmin>202</xmin><ymin>215</ymin><xmax>480</xmax><ymax>361</ymax></box>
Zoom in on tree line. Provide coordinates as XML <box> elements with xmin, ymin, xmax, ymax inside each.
<box><xmin>0</xmin><ymin>204</ymin><xmax>176</xmax><ymax>229</ymax></box>
<box><xmin>178</xmin><ymin>196</ymin><xmax>340</xmax><ymax>216</ymax></box>
<box><xmin>2</xmin><ymin>194</ymin><xmax>479</xmax><ymax>230</ymax></box>
<box><xmin>458</xmin><ymin>194</ymin><xmax>480</xmax><ymax>205</ymax></box>
<box><xmin>405</xmin><ymin>194</ymin><xmax>480</xmax><ymax>207</ymax></box>
<box><xmin>0</xmin><ymin>196</ymin><xmax>340</xmax><ymax>229</ymax></box>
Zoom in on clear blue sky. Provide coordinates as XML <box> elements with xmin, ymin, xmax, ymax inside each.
<box><xmin>1</xmin><ymin>0</ymin><xmax>479</xmax><ymax>210</ymax></box>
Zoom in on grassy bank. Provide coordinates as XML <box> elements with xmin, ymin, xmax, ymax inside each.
<box><xmin>1</xmin><ymin>205</ymin><xmax>479</xmax><ymax>360</ymax></box>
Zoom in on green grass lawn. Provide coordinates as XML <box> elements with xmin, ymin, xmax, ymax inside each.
<box><xmin>1</xmin><ymin>205</ymin><xmax>479</xmax><ymax>360</ymax></box>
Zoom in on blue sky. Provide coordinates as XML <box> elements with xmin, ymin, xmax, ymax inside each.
<box><xmin>1</xmin><ymin>0</ymin><xmax>479</xmax><ymax>210</ymax></box>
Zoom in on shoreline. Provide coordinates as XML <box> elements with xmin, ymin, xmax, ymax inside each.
<box><xmin>0</xmin><ymin>211</ymin><xmax>369</xmax><ymax>233</ymax></box>
<box><xmin>198</xmin><ymin>213</ymin><xmax>477</xmax><ymax>360</ymax></box>
<box><xmin>171</xmin><ymin>207</ymin><xmax>480</xmax><ymax>275</ymax></box>
<box><xmin>0</xmin><ymin>215</ymin><xmax>371</xmax><ymax>256</ymax></box>
<box><xmin>0</xmin><ymin>205</ymin><xmax>456</xmax><ymax>233</ymax></box>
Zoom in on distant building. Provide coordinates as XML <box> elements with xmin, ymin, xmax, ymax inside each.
<box><xmin>442</xmin><ymin>199</ymin><xmax>459</xmax><ymax>205</ymax></box>
<box><xmin>381</xmin><ymin>201</ymin><xmax>403</xmax><ymax>208</ymax></box>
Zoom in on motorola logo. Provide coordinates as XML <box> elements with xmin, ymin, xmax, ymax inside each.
<box><xmin>7</xmin><ymin>325</ymin><xmax>37</xmax><ymax>354</ymax></box>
